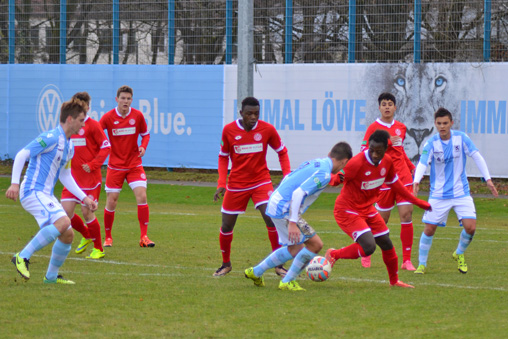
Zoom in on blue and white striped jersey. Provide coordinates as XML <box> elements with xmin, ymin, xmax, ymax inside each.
<box><xmin>20</xmin><ymin>125</ymin><xmax>74</xmax><ymax>200</ymax></box>
<box><xmin>419</xmin><ymin>130</ymin><xmax>478</xmax><ymax>199</ymax></box>
<box><xmin>266</xmin><ymin>157</ymin><xmax>332</xmax><ymax>219</ymax></box>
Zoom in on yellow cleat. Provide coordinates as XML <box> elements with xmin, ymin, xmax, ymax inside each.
<box><xmin>453</xmin><ymin>251</ymin><xmax>468</xmax><ymax>274</ymax></box>
<box><xmin>87</xmin><ymin>248</ymin><xmax>105</xmax><ymax>259</ymax></box>
<box><xmin>44</xmin><ymin>275</ymin><xmax>76</xmax><ymax>285</ymax></box>
<box><xmin>278</xmin><ymin>280</ymin><xmax>306</xmax><ymax>291</ymax></box>
<box><xmin>75</xmin><ymin>238</ymin><xmax>93</xmax><ymax>254</ymax></box>
<box><xmin>244</xmin><ymin>267</ymin><xmax>265</xmax><ymax>287</ymax></box>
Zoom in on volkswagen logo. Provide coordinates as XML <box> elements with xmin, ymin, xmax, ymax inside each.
<box><xmin>37</xmin><ymin>84</ymin><xmax>64</xmax><ymax>133</ymax></box>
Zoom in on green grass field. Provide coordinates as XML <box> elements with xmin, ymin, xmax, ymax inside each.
<box><xmin>1</xmin><ymin>177</ymin><xmax>507</xmax><ymax>338</ymax></box>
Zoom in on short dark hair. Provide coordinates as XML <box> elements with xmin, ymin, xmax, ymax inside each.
<box><xmin>60</xmin><ymin>98</ymin><xmax>87</xmax><ymax>123</ymax></box>
<box><xmin>71</xmin><ymin>91</ymin><xmax>91</xmax><ymax>105</ymax></box>
<box><xmin>378</xmin><ymin>92</ymin><xmax>396</xmax><ymax>106</ymax></box>
<box><xmin>329</xmin><ymin>142</ymin><xmax>353</xmax><ymax>161</ymax></box>
<box><xmin>369</xmin><ymin>129</ymin><xmax>390</xmax><ymax>148</ymax></box>
<box><xmin>117</xmin><ymin>85</ymin><xmax>133</xmax><ymax>98</ymax></box>
<box><xmin>241</xmin><ymin>97</ymin><xmax>260</xmax><ymax>111</ymax></box>
<box><xmin>434</xmin><ymin>107</ymin><xmax>453</xmax><ymax>121</ymax></box>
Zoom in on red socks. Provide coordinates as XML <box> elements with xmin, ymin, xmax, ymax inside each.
<box><xmin>104</xmin><ymin>208</ymin><xmax>115</xmax><ymax>239</ymax></box>
<box><xmin>138</xmin><ymin>204</ymin><xmax>149</xmax><ymax>238</ymax></box>
<box><xmin>266</xmin><ymin>226</ymin><xmax>281</xmax><ymax>251</ymax></box>
<box><xmin>219</xmin><ymin>230</ymin><xmax>233</xmax><ymax>263</ymax></box>
<box><xmin>382</xmin><ymin>247</ymin><xmax>399</xmax><ymax>285</ymax></box>
<box><xmin>87</xmin><ymin>218</ymin><xmax>103</xmax><ymax>251</ymax></box>
<box><xmin>331</xmin><ymin>243</ymin><xmax>366</xmax><ymax>260</ymax></box>
<box><xmin>71</xmin><ymin>214</ymin><xmax>90</xmax><ymax>239</ymax></box>
<box><xmin>400</xmin><ymin>222</ymin><xmax>414</xmax><ymax>262</ymax></box>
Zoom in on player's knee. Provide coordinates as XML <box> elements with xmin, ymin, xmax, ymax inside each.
<box><xmin>361</xmin><ymin>241</ymin><xmax>377</xmax><ymax>256</ymax></box>
<box><xmin>306</xmin><ymin>236</ymin><xmax>323</xmax><ymax>254</ymax></box>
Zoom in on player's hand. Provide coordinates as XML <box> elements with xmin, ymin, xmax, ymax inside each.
<box><xmin>82</xmin><ymin>163</ymin><xmax>91</xmax><ymax>173</ymax></box>
<box><xmin>413</xmin><ymin>182</ymin><xmax>420</xmax><ymax>195</ymax></box>
<box><xmin>5</xmin><ymin>184</ymin><xmax>20</xmax><ymax>202</ymax></box>
<box><xmin>138</xmin><ymin>147</ymin><xmax>146</xmax><ymax>157</ymax></box>
<box><xmin>486</xmin><ymin>179</ymin><xmax>499</xmax><ymax>198</ymax></box>
<box><xmin>82</xmin><ymin>196</ymin><xmax>98</xmax><ymax>212</ymax></box>
<box><xmin>214</xmin><ymin>187</ymin><xmax>226</xmax><ymax>202</ymax></box>
<box><xmin>288</xmin><ymin>221</ymin><xmax>301</xmax><ymax>244</ymax></box>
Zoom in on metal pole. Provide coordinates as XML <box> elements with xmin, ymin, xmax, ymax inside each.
<box><xmin>484</xmin><ymin>0</ymin><xmax>491</xmax><ymax>62</ymax></box>
<box><xmin>60</xmin><ymin>0</ymin><xmax>67</xmax><ymax>64</ymax></box>
<box><xmin>168</xmin><ymin>0</ymin><xmax>175</xmax><ymax>64</ymax></box>
<box><xmin>285</xmin><ymin>0</ymin><xmax>293</xmax><ymax>63</ymax></box>
<box><xmin>225</xmin><ymin>0</ymin><xmax>233</xmax><ymax>64</ymax></box>
<box><xmin>237</xmin><ymin>0</ymin><xmax>254</xmax><ymax>114</ymax></box>
<box><xmin>8</xmin><ymin>0</ymin><xmax>15</xmax><ymax>64</ymax></box>
<box><xmin>348</xmin><ymin>0</ymin><xmax>356</xmax><ymax>63</ymax></box>
<box><xmin>113</xmin><ymin>0</ymin><xmax>119</xmax><ymax>64</ymax></box>
<box><xmin>414</xmin><ymin>0</ymin><xmax>422</xmax><ymax>63</ymax></box>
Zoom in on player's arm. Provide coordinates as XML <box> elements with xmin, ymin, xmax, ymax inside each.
<box><xmin>412</xmin><ymin>162</ymin><xmax>427</xmax><ymax>195</ymax></box>
<box><xmin>388</xmin><ymin>176</ymin><xmax>430</xmax><ymax>210</ymax></box>
<box><xmin>277</xmin><ymin>146</ymin><xmax>290</xmax><ymax>177</ymax></box>
<box><xmin>59</xmin><ymin>164</ymin><xmax>97</xmax><ymax>212</ymax></box>
<box><xmin>5</xmin><ymin>148</ymin><xmax>30</xmax><ymax>201</ymax></box>
<box><xmin>139</xmin><ymin>133</ymin><xmax>150</xmax><ymax>157</ymax></box>
<box><xmin>268</xmin><ymin>128</ymin><xmax>291</xmax><ymax>177</ymax></box>
<box><xmin>329</xmin><ymin>170</ymin><xmax>344</xmax><ymax>186</ymax></box>
<box><xmin>214</xmin><ymin>155</ymin><xmax>229</xmax><ymax>202</ymax></box>
<box><xmin>470</xmin><ymin>151</ymin><xmax>499</xmax><ymax>198</ymax></box>
<box><xmin>287</xmin><ymin>187</ymin><xmax>306</xmax><ymax>243</ymax></box>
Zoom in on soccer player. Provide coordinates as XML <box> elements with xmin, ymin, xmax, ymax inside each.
<box><xmin>413</xmin><ymin>108</ymin><xmax>498</xmax><ymax>274</ymax></box>
<box><xmin>245</xmin><ymin>142</ymin><xmax>352</xmax><ymax>291</ymax></box>
<box><xmin>100</xmin><ymin>85</ymin><xmax>154</xmax><ymax>248</ymax></box>
<box><xmin>7</xmin><ymin>98</ymin><xmax>97</xmax><ymax>284</ymax></box>
<box><xmin>325</xmin><ymin>130</ymin><xmax>431</xmax><ymax>288</ymax></box>
<box><xmin>213</xmin><ymin>96</ymin><xmax>291</xmax><ymax>277</ymax></box>
<box><xmin>360</xmin><ymin>93</ymin><xmax>417</xmax><ymax>270</ymax></box>
<box><xmin>61</xmin><ymin>92</ymin><xmax>110</xmax><ymax>259</ymax></box>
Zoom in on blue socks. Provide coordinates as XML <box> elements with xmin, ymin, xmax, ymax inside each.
<box><xmin>418</xmin><ymin>233</ymin><xmax>433</xmax><ymax>267</ymax></box>
<box><xmin>19</xmin><ymin>224</ymin><xmax>61</xmax><ymax>260</ymax></box>
<box><xmin>282</xmin><ymin>248</ymin><xmax>316</xmax><ymax>283</ymax></box>
<box><xmin>456</xmin><ymin>229</ymin><xmax>474</xmax><ymax>255</ymax></box>
<box><xmin>253</xmin><ymin>247</ymin><xmax>293</xmax><ymax>277</ymax></box>
<box><xmin>46</xmin><ymin>239</ymin><xmax>72</xmax><ymax>281</ymax></box>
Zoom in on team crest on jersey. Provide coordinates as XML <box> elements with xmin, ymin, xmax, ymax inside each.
<box><xmin>454</xmin><ymin>145</ymin><xmax>460</xmax><ymax>151</ymax></box>
<box><xmin>395</xmin><ymin>129</ymin><xmax>401</xmax><ymax>136</ymax></box>
<box><xmin>78</xmin><ymin>128</ymin><xmax>85</xmax><ymax>136</ymax></box>
<box><xmin>380</xmin><ymin>168</ymin><xmax>386</xmax><ymax>176</ymax></box>
<box><xmin>129</xmin><ymin>119</ymin><xmax>135</xmax><ymax>125</ymax></box>
<box><xmin>254</xmin><ymin>133</ymin><xmax>262</xmax><ymax>141</ymax></box>
<box><xmin>235</xmin><ymin>136</ymin><xmax>242</xmax><ymax>140</ymax></box>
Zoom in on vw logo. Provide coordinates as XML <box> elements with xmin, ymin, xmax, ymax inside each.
<box><xmin>37</xmin><ymin>84</ymin><xmax>64</xmax><ymax>133</ymax></box>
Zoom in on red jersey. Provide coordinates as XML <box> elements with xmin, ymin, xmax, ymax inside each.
<box><xmin>100</xmin><ymin>107</ymin><xmax>149</xmax><ymax>170</ymax></box>
<box><xmin>218</xmin><ymin>119</ymin><xmax>289</xmax><ymax>190</ymax></box>
<box><xmin>335</xmin><ymin>150</ymin><xmax>398</xmax><ymax>216</ymax></box>
<box><xmin>361</xmin><ymin>119</ymin><xmax>415</xmax><ymax>185</ymax></box>
<box><xmin>70</xmin><ymin>116</ymin><xmax>110</xmax><ymax>189</ymax></box>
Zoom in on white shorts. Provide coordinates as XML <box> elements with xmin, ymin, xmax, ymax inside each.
<box><xmin>272</xmin><ymin>217</ymin><xmax>316</xmax><ymax>246</ymax></box>
<box><xmin>422</xmin><ymin>196</ymin><xmax>476</xmax><ymax>227</ymax></box>
<box><xmin>21</xmin><ymin>191</ymin><xmax>67</xmax><ymax>228</ymax></box>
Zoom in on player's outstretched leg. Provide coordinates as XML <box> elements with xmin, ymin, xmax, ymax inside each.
<box><xmin>244</xmin><ymin>267</ymin><xmax>265</xmax><ymax>287</ymax></box>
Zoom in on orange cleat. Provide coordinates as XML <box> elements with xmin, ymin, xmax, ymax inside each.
<box><xmin>325</xmin><ymin>248</ymin><xmax>336</xmax><ymax>268</ymax></box>
<box><xmin>401</xmin><ymin>260</ymin><xmax>416</xmax><ymax>271</ymax></box>
<box><xmin>139</xmin><ymin>235</ymin><xmax>155</xmax><ymax>247</ymax></box>
<box><xmin>391</xmin><ymin>280</ymin><xmax>415</xmax><ymax>288</ymax></box>
<box><xmin>103</xmin><ymin>238</ymin><xmax>113</xmax><ymax>247</ymax></box>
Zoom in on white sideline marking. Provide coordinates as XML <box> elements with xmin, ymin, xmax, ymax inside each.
<box><xmin>2</xmin><ymin>251</ymin><xmax>506</xmax><ymax>292</ymax></box>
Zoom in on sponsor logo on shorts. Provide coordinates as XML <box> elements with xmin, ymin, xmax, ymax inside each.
<box><xmin>361</xmin><ymin>177</ymin><xmax>385</xmax><ymax>190</ymax></box>
<box><xmin>234</xmin><ymin>143</ymin><xmax>263</xmax><ymax>154</ymax></box>
<box><xmin>112</xmin><ymin>127</ymin><xmax>136</xmax><ymax>136</ymax></box>
<box><xmin>141</xmin><ymin>173</ymin><xmax>146</xmax><ymax>180</ymax></box>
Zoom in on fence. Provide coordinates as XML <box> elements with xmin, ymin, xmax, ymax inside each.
<box><xmin>1</xmin><ymin>0</ymin><xmax>508</xmax><ymax>64</ymax></box>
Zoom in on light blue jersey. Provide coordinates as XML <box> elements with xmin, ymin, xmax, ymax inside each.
<box><xmin>266</xmin><ymin>157</ymin><xmax>333</xmax><ymax>219</ymax></box>
<box><xmin>419</xmin><ymin>130</ymin><xmax>478</xmax><ymax>199</ymax></box>
<box><xmin>20</xmin><ymin>125</ymin><xmax>74</xmax><ymax>201</ymax></box>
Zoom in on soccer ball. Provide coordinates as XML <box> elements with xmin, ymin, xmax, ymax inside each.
<box><xmin>306</xmin><ymin>256</ymin><xmax>332</xmax><ymax>282</ymax></box>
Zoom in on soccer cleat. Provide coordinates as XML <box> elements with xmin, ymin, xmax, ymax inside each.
<box><xmin>139</xmin><ymin>235</ymin><xmax>155</xmax><ymax>248</ymax></box>
<box><xmin>453</xmin><ymin>251</ymin><xmax>468</xmax><ymax>274</ymax></box>
<box><xmin>401</xmin><ymin>260</ymin><xmax>416</xmax><ymax>271</ymax></box>
<box><xmin>278</xmin><ymin>280</ymin><xmax>306</xmax><ymax>292</ymax></box>
<box><xmin>361</xmin><ymin>255</ymin><xmax>371</xmax><ymax>268</ymax></box>
<box><xmin>414</xmin><ymin>265</ymin><xmax>426</xmax><ymax>274</ymax></box>
<box><xmin>11</xmin><ymin>253</ymin><xmax>30</xmax><ymax>280</ymax></box>
<box><xmin>244</xmin><ymin>267</ymin><xmax>265</xmax><ymax>287</ymax></box>
<box><xmin>43</xmin><ymin>275</ymin><xmax>76</xmax><ymax>285</ymax></box>
<box><xmin>391</xmin><ymin>280</ymin><xmax>415</xmax><ymax>288</ymax></box>
<box><xmin>325</xmin><ymin>248</ymin><xmax>336</xmax><ymax>268</ymax></box>
<box><xmin>274</xmin><ymin>265</ymin><xmax>288</xmax><ymax>277</ymax></box>
<box><xmin>103</xmin><ymin>238</ymin><xmax>113</xmax><ymax>247</ymax></box>
<box><xmin>75</xmin><ymin>238</ymin><xmax>93</xmax><ymax>254</ymax></box>
<box><xmin>86</xmin><ymin>248</ymin><xmax>105</xmax><ymax>259</ymax></box>
<box><xmin>213</xmin><ymin>264</ymin><xmax>232</xmax><ymax>277</ymax></box>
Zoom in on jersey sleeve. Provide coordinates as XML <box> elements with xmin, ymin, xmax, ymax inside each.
<box><xmin>419</xmin><ymin>139</ymin><xmax>434</xmax><ymax>166</ymax></box>
<box><xmin>461</xmin><ymin>133</ymin><xmax>479</xmax><ymax>156</ymax></box>
<box><xmin>24</xmin><ymin>133</ymin><xmax>57</xmax><ymax>157</ymax></box>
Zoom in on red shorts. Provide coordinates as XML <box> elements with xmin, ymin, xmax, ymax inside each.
<box><xmin>61</xmin><ymin>185</ymin><xmax>101</xmax><ymax>204</ymax></box>
<box><xmin>334</xmin><ymin>209</ymin><xmax>389</xmax><ymax>241</ymax></box>
<box><xmin>375</xmin><ymin>184</ymin><xmax>413</xmax><ymax>211</ymax></box>
<box><xmin>221</xmin><ymin>183</ymin><xmax>274</xmax><ymax>214</ymax></box>
<box><xmin>105</xmin><ymin>166</ymin><xmax>147</xmax><ymax>192</ymax></box>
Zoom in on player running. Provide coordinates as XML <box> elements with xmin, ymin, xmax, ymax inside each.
<box><xmin>61</xmin><ymin>92</ymin><xmax>110</xmax><ymax>259</ymax></box>
<box><xmin>213</xmin><ymin>96</ymin><xmax>291</xmax><ymax>277</ymax></box>
<box><xmin>245</xmin><ymin>142</ymin><xmax>352</xmax><ymax>291</ymax></box>
<box><xmin>326</xmin><ymin>130</ymin><xmax>431</xmax><ymax>288</ymax></box>
<box><xmin>100</xmin><ymin>85</ymin><xmax>154</xmax><ymax>248</ymax></box>
<box><xmin>360</xmin><ymin>93</ymin><xmax>417</xmax><ymax>270</ymax></box>
<box><xmin>413</xmin><ymin>108</ymin><xmax>498</xmax><ymax>274</ymax></box>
